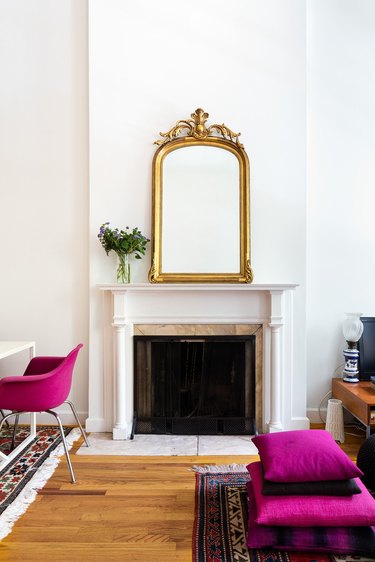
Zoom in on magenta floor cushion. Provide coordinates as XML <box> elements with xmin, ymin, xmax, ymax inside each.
<box><xmin>248</xmin><ymin>461</ymin><xmax>375</xmax><ymax>527</ymax></box>
<box><xmin>246</xmin><ymin>481</ymin><xmax>375</xmax><ymax>554</ymax></box>
<box><xmin>252</xmin><ymin>429</ymin><xmax>363</xmax><ymax>482</ymax></box>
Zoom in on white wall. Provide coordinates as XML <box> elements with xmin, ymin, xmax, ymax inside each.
<box><xmin>89</xmin><ymin>0</ymin><xmax>306</xmax><ymax>286</ymax></box>
<box><xmin>307</xmin><ymin>0</ymin><xmax>375</xmax><ymax>420</ymax></box>
<box><xmin>0</xmin><ymin>1</ymin><xmax>89</xmax><ymax>422</ymax></box>
<box><xmin>88</xmin><ymin>0</ymin><xmax>307</xmax><ymax>430</ymax></box>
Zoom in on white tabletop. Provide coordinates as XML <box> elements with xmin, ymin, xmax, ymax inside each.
<box><xmin>0</xmin><ymin>341</ymin><xmax>35</xmax><ymax>360</ymax></box>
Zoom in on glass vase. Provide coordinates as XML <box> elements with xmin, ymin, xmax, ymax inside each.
<box><xmin>116</xmin><ymin>253</ymin><xmax>130</xmax><ymax>284</ymax></box>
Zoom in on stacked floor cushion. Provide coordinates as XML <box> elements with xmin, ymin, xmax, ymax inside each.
<box><xmin>246</xmin><ymin>429</ymin><xmax>375</xmax><ymax>555</ymax></box>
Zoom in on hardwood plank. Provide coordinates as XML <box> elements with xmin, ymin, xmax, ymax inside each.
<box><xmin>38</xmin><ymin>489</ymin><xmax>106</xmax><ymax>496</ymax></box>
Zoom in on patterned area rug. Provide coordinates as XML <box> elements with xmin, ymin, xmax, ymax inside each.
<box><xmin>0</xmin><ymin>425</ymin><xmax>80</xmax><ymax>540</ymax></box>
<box><xmin>193</xmin><ymin>470</ymin><xmax>375</xmax><ymax>562</ymax></box>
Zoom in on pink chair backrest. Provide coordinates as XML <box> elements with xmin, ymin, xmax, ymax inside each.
<box><xmin>0</xmin><ymin>344</ymin><xmax>83</xmax><ymax>412</ymax></box>
<box><xmin>23</xmin><ymin>356</ymin><xmax>65</xmax><ymax>376</ymax></box>
<box><xmin>41</xmin><ymin>344</ymin><xmax>83</xmax><ymax>409</ymax></box>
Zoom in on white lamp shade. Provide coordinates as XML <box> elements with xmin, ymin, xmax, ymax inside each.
<box><xmin>342</xmin><ymin>312</ymin><xmax>364</xmax><ymax>343</ymax></box>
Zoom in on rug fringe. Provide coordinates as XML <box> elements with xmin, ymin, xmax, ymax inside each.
<box><xmin>191</xmin><ymin>463</ymin><xmax>248</xmax><ymax>473</ymax></box>
<box><xmin>0</xmin><ymin>427</ymin><xmax>81</xmax><ymax>541</ymax></box>
<box><xmin>333</xmin><ymin>557</ymin><xmax>375</xmax><ymax>562</ymax></box>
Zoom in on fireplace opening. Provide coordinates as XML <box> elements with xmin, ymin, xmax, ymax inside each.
<box><xmin>133</xmin><ymin>335</ymin><xmax>256</xmax><ymax>436</ymax></box>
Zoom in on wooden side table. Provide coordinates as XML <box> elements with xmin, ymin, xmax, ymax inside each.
<box><xmin>332</xmin><ymin>378</ymin><xmax>375</xmax><ymax>438</ymax></box>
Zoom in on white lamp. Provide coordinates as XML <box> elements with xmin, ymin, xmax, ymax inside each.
<box><xmin>342</xmin><ymin>312</ymin><xmax>364</xmax><ymax>383</ymax></box>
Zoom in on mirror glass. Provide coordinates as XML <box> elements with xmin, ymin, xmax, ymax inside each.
<box><xmin>162</xmin><ymin>145</ymin><xmax>240</xmax><ymax>273</ymax></box>
<box><xmin>148</xmin><ymin>108</ymin><xmax>253</xmax><ymax>283</ymax></box>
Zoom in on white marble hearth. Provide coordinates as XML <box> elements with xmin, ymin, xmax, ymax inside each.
<box><xmin>77</xmin><ymin>434</ymin><xmax>259</xmax><ymax>456</ymax></box>
<box><xmin>88</xmin><ymin>283</ymin><xmax>309</xmax><ymax>439</ymax></box>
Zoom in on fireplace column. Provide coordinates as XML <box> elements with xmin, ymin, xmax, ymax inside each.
<box><xmin>112</xmin><ymin>289</ymin><xmax>128</xmax><ymax>439</ymax></box>
<box><xmin>268</xmin><ymin>290</ymin><xmax>284</xmax><ymax>432</ymax></box>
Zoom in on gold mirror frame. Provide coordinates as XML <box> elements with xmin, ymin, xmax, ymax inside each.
<box><xmin>148</xmin><ymin>108</ymin><xmax>253</xmax><ymax>283</ymax></box>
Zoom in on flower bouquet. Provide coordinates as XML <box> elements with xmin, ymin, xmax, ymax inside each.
<box><xmin>98</xmin><ymin>222</ymin><xmax>150</xmax><ymax>283</ymax></box>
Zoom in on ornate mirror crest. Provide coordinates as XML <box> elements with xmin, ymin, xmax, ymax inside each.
<box><xmin>149</xmin><ymin>108</ymin><xmax>253</xmax><ymax>284</ymax></box>
<box><xmin>154</xmin><ymin>107</ymin><xmax>243</xmax><ymax>147</ymax></box>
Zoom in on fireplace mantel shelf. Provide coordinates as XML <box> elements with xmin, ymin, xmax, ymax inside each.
<box><xmin>98</xmin><ymin>283</ymin><xmax>298</xmax><ymax>292</ymax></box>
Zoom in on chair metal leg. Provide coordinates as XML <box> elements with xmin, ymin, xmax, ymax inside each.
<box><xmin>64</xmin><ymin>400</ymin><xmax>89</xmax><ymax>447</ymax></box>
<box><xmin>0</xmin><ymin>412</ymin><xmax>18</xmax><ymax>433</ymax></box>
<box><xmin>0</xmin><ymin>410</ymin><xmax>10</xmax><ymax>429</ymax></box>
<box><xmin>11</xmin><ymin>413</ymin><xmax>20</xmax><ymax>451</ymax></box>
<box><xmin>0</xmin><ymin>411</ymin><xmax>26</xmax><ymax>449</ymax></box>
<box><xmin>46</xmin><ymin>410</ymin><xmax>76</xmax><ymax>484</ymax></box>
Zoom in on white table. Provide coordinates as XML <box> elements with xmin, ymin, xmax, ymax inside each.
<box><xmin>0</xmin><ymin>341</ymin><xmax>36</xmax><ymax>361</ymax></box>
<box><xmin>0</xmin><ymin>341</ymin><xmax>36</xmax><ymax>469</ymax></box>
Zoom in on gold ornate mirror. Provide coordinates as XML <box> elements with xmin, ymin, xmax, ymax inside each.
<box><xmin>148</xmin><ymin>108</ymin><xmax>253</xmax><ymax>283</ymax></box>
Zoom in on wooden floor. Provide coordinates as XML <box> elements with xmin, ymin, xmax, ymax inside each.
<box><xmin>0</xmin><ymin>426</ymin><xmax>366</xmax><ymax>562</ymax></box>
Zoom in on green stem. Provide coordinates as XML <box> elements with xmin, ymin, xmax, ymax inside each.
<box><xmin>116</xmin><ymin>253</ymin><xmax>130</xmax><ymax>283</ymax></box>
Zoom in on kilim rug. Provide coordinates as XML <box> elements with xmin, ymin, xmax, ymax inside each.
<box><xmin>0</xmin><ymin>425</ymin><xmax>80</xmax><ymax>540</ymax></box>
<box><xmin>192</xmin><ymin>469</ymin><xmax>375</xmax><ymax>562</ymax></box>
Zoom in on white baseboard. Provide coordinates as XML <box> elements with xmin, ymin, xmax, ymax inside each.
<box><xmin>289</xmin><ymin>416</ymin><xmax>311</xmax><ymax>429</ymax></box>
<box><xmin>307</xmin><ymin>408</ymin><xmax>325</xmax><ymax>424</ymax></box>
<box><xmin>307</xmin><ymin>407</ymin><xmax>356</xmax><ymax>425</ymax></box>
<box><xmin>85</xmin><ymin>417</ymin><xmax>109</xmax><ymax>432</ymax></box>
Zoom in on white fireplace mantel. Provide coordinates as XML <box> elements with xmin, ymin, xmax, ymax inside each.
<box><xmin>88</xmin><ymin>283</ymin><xmax>309</xmax><ymax>439</ymax></box>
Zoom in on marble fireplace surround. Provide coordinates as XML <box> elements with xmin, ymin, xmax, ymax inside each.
<box><xmin>133</xmin><ymin>322</ymin><xmax>263</xmax><ymax>433</ymax></box>
<box><xmin>90</xmin><ymin>283</ymin><xmax>307</xmax><ymax>439</ymax></box>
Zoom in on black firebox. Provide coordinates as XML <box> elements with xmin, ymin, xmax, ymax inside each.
<box><xmin>133</xmin><ymin>335</ymin><xmax>256</xmax><ymax>436</ymax></box>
